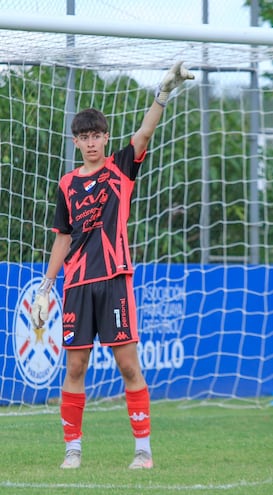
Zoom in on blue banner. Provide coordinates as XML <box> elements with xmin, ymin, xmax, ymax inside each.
<box><xmin>1</xmin><ymin>262</ymin><xmax>273</xmax><ymax>404</ymax></box>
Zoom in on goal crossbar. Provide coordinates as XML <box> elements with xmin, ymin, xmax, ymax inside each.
<box><xmin>1</xmin><ymin>5</ymin><xmax>273</xmax><ymax>409</ymax></box>
<box><xmin>0</xmin><ymin>12</ymin><xmax>272</xmax><ymax>47</ymax></box>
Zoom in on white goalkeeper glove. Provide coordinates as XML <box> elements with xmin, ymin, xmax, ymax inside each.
<box><xmin>31</xmin><ymin>277</ymin><xmax>55</xmax><ymax>328</ymax></box>
<box><xmin>155</xmin><ymin>60</ymin><xmax>194</xmax><ymax>107</ymax></box>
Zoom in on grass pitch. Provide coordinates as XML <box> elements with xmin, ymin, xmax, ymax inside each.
<box><xmin>1</xmin><ymin>400</ymin><xmax>273</xmax><ymax>495</ymax></box>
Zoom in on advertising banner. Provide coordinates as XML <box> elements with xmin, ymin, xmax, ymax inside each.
<box><xmin>1</xmin><ymin>262</ymin><xmax>273</xmax><ymax>404</ymax></box>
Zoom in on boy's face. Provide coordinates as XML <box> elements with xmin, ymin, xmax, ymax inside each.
<box><xmin>73</xmin><ymin>131</ymin><xmax>109</xmax><ymax>164</ymax></box>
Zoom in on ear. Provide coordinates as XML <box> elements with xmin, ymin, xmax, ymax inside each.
<box><xmin>72</xmin><ymin>136</ymin><xmax>80</xmax><ymax>149</ymax></box>
<box><xmin>104</xmin><ymin>132</ymin><xmax>110</xmax><ymax>145</ymax></box>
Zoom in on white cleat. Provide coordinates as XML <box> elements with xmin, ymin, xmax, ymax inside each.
<box><xmin>129</xmin><ymin>450</ymin><xmax>153</xmax><ymax>469</ymax></box>
<box><xmin>60</xmin><ymin>449</ymin><xmax>81</xmax><ymax>469</ymax></box>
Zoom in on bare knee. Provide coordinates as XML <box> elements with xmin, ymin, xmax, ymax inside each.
<box><xmin>65</xmin><ymin>349</ymin><xmax>89</xmax><ymax>384</ymax></box>
<box><xmin>119</xmin><ymin>361</ymin><xmax>139</xmax><ymax>382</ymax></box>
<box><xmin>67</xmin><ymin>360</ymin><xmax>84</xmax><ymax>382</ymax></box>
<box><xmin>113</xmin><ymin>344</ymin><xmax>145</xmax><ymax>388</ymax></box>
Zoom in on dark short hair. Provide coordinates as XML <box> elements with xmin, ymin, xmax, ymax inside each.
<box><xmin>71</xmin><ymin>108</ymin><xmax>108</xmax><ymax>136</ymax></box>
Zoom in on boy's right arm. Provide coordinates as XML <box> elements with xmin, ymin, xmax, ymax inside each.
<box><xmin>31</xmin><ymin>232</ymin><xmax>71</xmax><ymax>328</ymax></box>
<box><xmin>133</xmin><ymin>61</ymin><xmax>194</xmax><ymax>160</ymax></box>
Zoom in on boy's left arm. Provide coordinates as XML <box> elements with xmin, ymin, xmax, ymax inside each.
<box><xmin>133</xmin><ymin>61</ymin><xmax>194</xmax><ymax>160</ymax></box>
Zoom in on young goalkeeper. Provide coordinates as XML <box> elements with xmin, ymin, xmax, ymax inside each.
<box><xmin>31</xmin><ymin>61</ymin><xmax>194</xmax><ymax>470</ymax></box>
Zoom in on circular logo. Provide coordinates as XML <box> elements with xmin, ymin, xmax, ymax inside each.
<box><xmin>12</xmin><ymin>278</ymin><xmax>64</xmax><ymax>389</ymax></box>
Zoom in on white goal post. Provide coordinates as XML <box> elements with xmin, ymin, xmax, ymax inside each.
<box><xmin>1</xmin><ymin>11</ymin><xmax>273</xmax><ymax>45</ymax></box>
<box><xmin>1</xmin><ymin>9</ymin><xmax>273</xmax><ymax>411</ymax></box>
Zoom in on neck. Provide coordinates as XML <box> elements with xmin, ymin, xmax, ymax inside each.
<box><xmin>80</xmin><ymin>157</ymin><xmax>105</xmax><ymax>175</ymax></box>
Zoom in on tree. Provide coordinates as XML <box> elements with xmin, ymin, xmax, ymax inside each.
<box><xmin>1</xmin><ymin>63</ymin><xmax>273</xmax><ymax>265</ymax></box>
<box><xmin>245</xmin><ymin>0</ymin><xmax>273</xmax><ymax>26</ymax></box>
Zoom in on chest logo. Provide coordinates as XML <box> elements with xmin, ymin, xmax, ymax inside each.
<box><xmin>84</xmin><ymin>180</ymin><xmax>96</xmax><ymax>192</ymax></box>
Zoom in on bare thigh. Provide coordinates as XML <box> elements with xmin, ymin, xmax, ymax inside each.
<box><xmin>112</xmin><ymin>342</ymin><xmax>146</xmax><ymax>390</ymax></box>
<box><xmin>63</xmin><ymin>348</ymin><xmax>91</xmax><ymax>393</ymax></box>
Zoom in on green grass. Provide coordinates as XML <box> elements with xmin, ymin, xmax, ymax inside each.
<box><xmin>1</xmin><ymin>400</ymin><xmax>273</xmax><ymax>495</ymax></box>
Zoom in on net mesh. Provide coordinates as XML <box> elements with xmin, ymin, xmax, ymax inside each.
<box><xmin>1</xmin><ymin>1</ymin><xmax>273</xmax><ymax>411</ymax></box>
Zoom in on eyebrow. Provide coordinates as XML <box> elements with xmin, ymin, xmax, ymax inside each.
<box><xmin>78</xmin><ymin>131</ymin><xmax>102</xmax><ymax>136</ymax></box>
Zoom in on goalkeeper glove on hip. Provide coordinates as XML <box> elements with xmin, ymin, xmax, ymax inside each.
<box><xmin>155</xmin><ymin>60</ymin><xmax>194</xmax><ymax>107</ymax></box>
<box><xmin>31</xmin><ymin>277</ymin><xmax>55</xmax><ymax>328</ymax></box>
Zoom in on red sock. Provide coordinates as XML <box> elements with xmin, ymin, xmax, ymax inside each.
<box><xmin>125</xmin><ymin>386</ymin><xmax>151</xmax><ymax>438</ymax></box>
<box><xmin>60</xmin><ymin>391</ymin><xmax>86</xmax><ymax>442</ymax></box>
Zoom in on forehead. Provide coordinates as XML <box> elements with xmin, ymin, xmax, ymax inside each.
<box><xmin>77</xmin><ymin>130</ymin><xmax>103</xmax><ymax>136</ymax></box>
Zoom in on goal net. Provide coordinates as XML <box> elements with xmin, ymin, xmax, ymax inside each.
<box><xmin>1</xmin><ymin>10</ymin><xmax>273</xmax><ymax>411</ymax></box>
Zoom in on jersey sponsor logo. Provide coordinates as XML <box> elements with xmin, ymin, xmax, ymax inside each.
<box><xmin>63</xmin><ymin>313</ymin><xmax>76</xmax><ymax>344</ymax></box>
<box><xmin>76</xmin><ymin>206</ymin><xmax>102</xmax><ymax>223</ymax></box>
<box><xmin>129</xmin><ymin>411</ymin><xmax>149</xmax><ymax>421</ymax></box>
<box><xmin>83</xmin><ymin>180</ymin><xmax>96</xmax><ymax>192</ymax></box>
<box><xmin>75</xmin><ymin>189</ymin><xmax>108</xmax><ymax>210</ymax></box>
<box><xmin>98</xmin><ymin>171</ymin><xmax>110</xmax><ymax>183</ymax></box>
<box><xmin>82</xmin><ymin>208</ymin><xmax>103</xmax><ymax>232</ymax></box>
<box><xmin>63</xmin><ymin>312</ymin><xmax>76</xmax><ymax>323</ymax></box>
<box><xmin>12</xmin><ymin>278</ymin><xmax>63</xmax><ymax>389</ymax></box>
<box><xmin>120</xmin><ymin>298</ymin><xmax>128</xmax><ymax>328</ymax></box>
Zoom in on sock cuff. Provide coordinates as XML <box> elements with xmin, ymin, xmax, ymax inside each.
<box><xmin>62</xmin><ymin>390</ymin><xmax>86</xmax><ymax>407</ymax></box>
<box><xmin>125</xmin><ymin>386</ymin><xmax>149</xmax><ymax>400</ymax></box>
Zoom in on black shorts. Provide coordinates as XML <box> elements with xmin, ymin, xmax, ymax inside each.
<box><xmin>62</xmin><ymin>275</ymin><xmax>139</xmax><ymax>349</ymax></box>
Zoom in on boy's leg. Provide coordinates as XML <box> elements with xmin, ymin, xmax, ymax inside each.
<box><xmin>126</xmin><ymin>385</ymin><xmax>153</xmax><ymax>469</ymax></box>
<box><xmin>113</xmin><ymin>343</ymin><xmax>153</xmax><ymax>469</ymax></box>
<box><xmin>60</xmin><ymin>284</ymin><xmax>95</xmax><ymax>468</ymax></box>
<box><xmin>60</xmin><ymin>390</ymin><xmax>85</xmax><ymax>468</ymax></box>
<box><xmin>96</xmin><ymin>275</ymin><xmax>153</xmax><ymax>468</ymax></box>
<box><xmin>60</xmin><ymin>348</ymin><xmax>90</xmax><ymax>469</ymax></box>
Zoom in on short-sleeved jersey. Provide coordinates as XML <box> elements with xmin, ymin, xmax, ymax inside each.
<box><xmin>53</xmin><ymin>142</ymin><xmax>146</xmax><ymax>290</ymax></box>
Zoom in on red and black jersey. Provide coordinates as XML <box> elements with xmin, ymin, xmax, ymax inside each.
<box><xmin>53</xmin><ymin>142</ymin><xmax>146</xmax><ymax>289</ymax></box>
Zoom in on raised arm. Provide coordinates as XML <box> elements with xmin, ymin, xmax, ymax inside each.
<box><xmin>133</xmin><ymin>61</ymin><xmax>194</xmax><ymax>159</ymax></box>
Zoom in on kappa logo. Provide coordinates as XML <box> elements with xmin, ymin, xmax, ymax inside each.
<box><xmin>114</xmin><ymin>331</ymin><xmax>129</xmax><ymax>341</ymax></box>
<box><xmin>61</xmin><ymin>418</ymin><xmax>75</xmax><ymax>427</ymax></box>
<box><xmin>68</xmin><ymin>188</ymin><xmax>77</xmax><ymax>198</ymax></box>
<box><xmin>129</xmin><ymin>412</ymin><xmax>150</xmax><ymax>421</ymax></box>
<box><xmin>12</xmin><ymin>278</ymin><xmax>63</xmax><ymax>389</ymax></box>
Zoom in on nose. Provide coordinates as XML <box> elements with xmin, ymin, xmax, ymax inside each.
<box><xmin>87</xmin><ymin>135</ymin><xmax>95</xmax><ymax>145</ymax></box>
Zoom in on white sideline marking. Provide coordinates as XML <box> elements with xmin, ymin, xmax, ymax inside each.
<box><xmin>1</xmin><ymin>478</ymin><xmax>272</xmax><ymax>491</ymax></box>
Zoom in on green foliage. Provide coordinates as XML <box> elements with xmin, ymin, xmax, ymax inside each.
<box><xmin>244</xmin><ymin>1</ymin><xmax>273</xmax><ymax>83</ymax></box>
<box><xmin>245</xmin><ymin>0</ymin><xmax>273</xmax><ymax>26</ymax></box>
<box><xmin>1</xmin><ymin>65</ymin><xmax>273</xmax><ymax>264</ymax></box>
<box><xmin>0</xmin><ymin>66</ymin><xmax>66</xmax><ymax>262</ymax></box>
